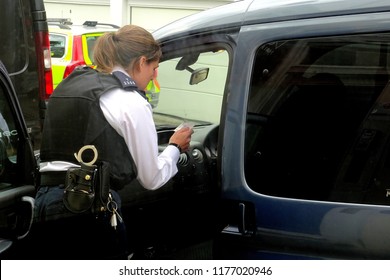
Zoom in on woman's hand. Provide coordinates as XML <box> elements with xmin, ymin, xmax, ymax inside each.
<box><xmin>169</xmin><ymin>127</ymin><xmax>193</xmax><ymax>153</ymax></box>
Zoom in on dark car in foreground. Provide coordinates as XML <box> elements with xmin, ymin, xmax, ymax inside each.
<box><xmin>0</xmin><ymin>0</ymin><xmax>48</xmax><ymax>257</ymax></box>
<box><xmin>0</xmin><ymin>61</ymin><xmax>37</xmax><ymax>256</ymax></box>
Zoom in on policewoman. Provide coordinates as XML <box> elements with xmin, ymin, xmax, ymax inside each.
<box><xmin>33</xmin><ymin>25</ymin><xmax>193</xmax><ymax>259</ymax></box>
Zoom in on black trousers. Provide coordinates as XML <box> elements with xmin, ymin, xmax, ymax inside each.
<box><xmin>29</xmin><ymin>214</ymin><xmax>128</xmax><ymax>259</ymax></box>
<box><xmin>30</xmin><ymin>185</ymin><xmax>129</xmax><ymax>260</ymax></box>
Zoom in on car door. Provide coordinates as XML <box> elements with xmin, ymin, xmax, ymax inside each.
<box><xmin>214</xmin><ymin>10</ymin><xmax>390</xmax><ymax>259</ymax></box>
<box><xmin>0</xmin><ymin>62</ymin><xmax>37</xmax><ymax>258</ymax></box>
<box><xmin>116</xmin><ymin>31</ymin><xmax>234</xmax><ymax>259</ymax></box>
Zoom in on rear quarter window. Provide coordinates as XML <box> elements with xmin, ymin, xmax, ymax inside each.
<box><xmin>245</xmin><ymin>33</ymin><xmax>390</xmax><ymax>206</ymax></box>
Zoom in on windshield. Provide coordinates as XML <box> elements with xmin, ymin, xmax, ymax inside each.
<box><xmin>151</xmin><ymin>47</ymin><xmax>229</xmax><ymax>129</ymax></box>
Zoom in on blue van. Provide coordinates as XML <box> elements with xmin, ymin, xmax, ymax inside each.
<box><xmin>144</xmin><ymin>0</ymin><xmax>390</xmax><ymax>259</ymax></box>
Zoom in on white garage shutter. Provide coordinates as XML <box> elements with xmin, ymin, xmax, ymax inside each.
<box><xmin>130</xmin><ymin>7</ymin><xmax>201</xmax><ymax>31</ymax></box>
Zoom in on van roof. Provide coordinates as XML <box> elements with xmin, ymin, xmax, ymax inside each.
<box><xmin>48</xmin><ymin>19</ymin><xmax>118</xmax><ymax>36</ymax></box>
<box><xmin>153</xmin><ymin>0</ymin><xmax>390</xmax><ymax>41</ymax></box>
<box><xmin>49</xmin><ymin>25</ymin><xmax>117</xmax><ymax>36</ymax></box>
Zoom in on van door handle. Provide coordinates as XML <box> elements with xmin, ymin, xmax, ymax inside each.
<box><xmin>220</xmin><ymin>201</ymin><xmax>255</xmax><ymax>236</ymax></box>
<box><xmin>238</xmin><ymin>202</ymin><xmax>255</xmax><ymax>236</ymax></box>
<box><xmin>238</xmin><ymin>202</ymin><xmax>246</xmax><ymax>234</ymax></box>
<box><xmin>17</xmin><ymin>196</ymin><xmax>35</xmax><ymax>240</ymax></box>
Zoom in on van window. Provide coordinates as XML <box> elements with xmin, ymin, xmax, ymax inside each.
<box><xmin>245</xmin><ymin>34</ymin><xmax>390</xmax><ymax>205</ymax></box>
<box><xmin>84</xmin><ymin>34</ymin><xmax>101</xmax><ymax>65</ymax></box>
<box><xmin>49</xmin><ymin>34</ymin><xmax>66</xmax><ymax>58</ymax></box>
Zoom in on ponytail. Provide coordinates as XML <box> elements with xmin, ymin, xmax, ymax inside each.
<box><xmin>93</xmin><ymin>25</ymin><xmax>161</xmax><ymax>74</ymax></box>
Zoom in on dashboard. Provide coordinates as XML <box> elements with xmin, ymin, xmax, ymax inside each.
<box><xmin>118</xmin><ymin>124</ymin><xmax>219</xmax><ymax>208</ymax></box>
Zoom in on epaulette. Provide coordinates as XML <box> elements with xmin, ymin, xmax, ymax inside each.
<box><xmin>112</xmin><ymin>71</ymin><xmax>138</xmax><ymax>91</ymax></box>
<box><xmin>112</xmin><ymin>71</ymin><xmax>148</xmax><ymax>101</ymax></box>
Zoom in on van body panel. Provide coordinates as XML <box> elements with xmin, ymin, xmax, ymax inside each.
<box><xmin>245</xmin><ymin>0</ymin><xmax>390</xmax><ymax>24</ymax></box>
<box><xmin>0</xmin><ymin>0</ymin><xmax>49</xmax><ymax>151</ymax></box>
<box><xmin>153</xmin><ymin>0</ymin><xmax>251</xmax><ymax>41</ymax></box>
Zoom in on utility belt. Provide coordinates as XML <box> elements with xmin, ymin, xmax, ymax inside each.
<box><xmin>40</xmin><ymin>171</ymin><xmax>67</xmax><ymax>186</ymax></box>
<box><xmin>38</xmin><ymin>145</ymin><xmax>122</xmax><ymax>229</ymax></box>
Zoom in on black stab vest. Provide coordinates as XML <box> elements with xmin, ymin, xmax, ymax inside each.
<box><xmin>40</xmin><ymin>67</ymin><xmax>141</xmax><ymax>190</ymax></box>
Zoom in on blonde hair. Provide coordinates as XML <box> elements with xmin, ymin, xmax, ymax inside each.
<box><xmin>93</xmin><ymin>25</ymin><xmax>161</xmax><ymax>73</ymax></box>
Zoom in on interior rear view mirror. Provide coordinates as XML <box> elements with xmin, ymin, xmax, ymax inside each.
<box><xmin>189</xmin><ymin>67</ymin><xmax>209</xmax><ymax>85</ymax></box>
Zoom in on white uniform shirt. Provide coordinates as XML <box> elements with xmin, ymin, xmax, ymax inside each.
<box><xmin>40</xmin><ymin>67</ymin><xmax>180</xmax><ymax>190</ymax></box>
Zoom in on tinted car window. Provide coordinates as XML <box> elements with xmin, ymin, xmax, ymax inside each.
<box><xmin>245</xmin><ymin>33</ymin><xmax>390</xmax><ymax>205</ymax></box>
